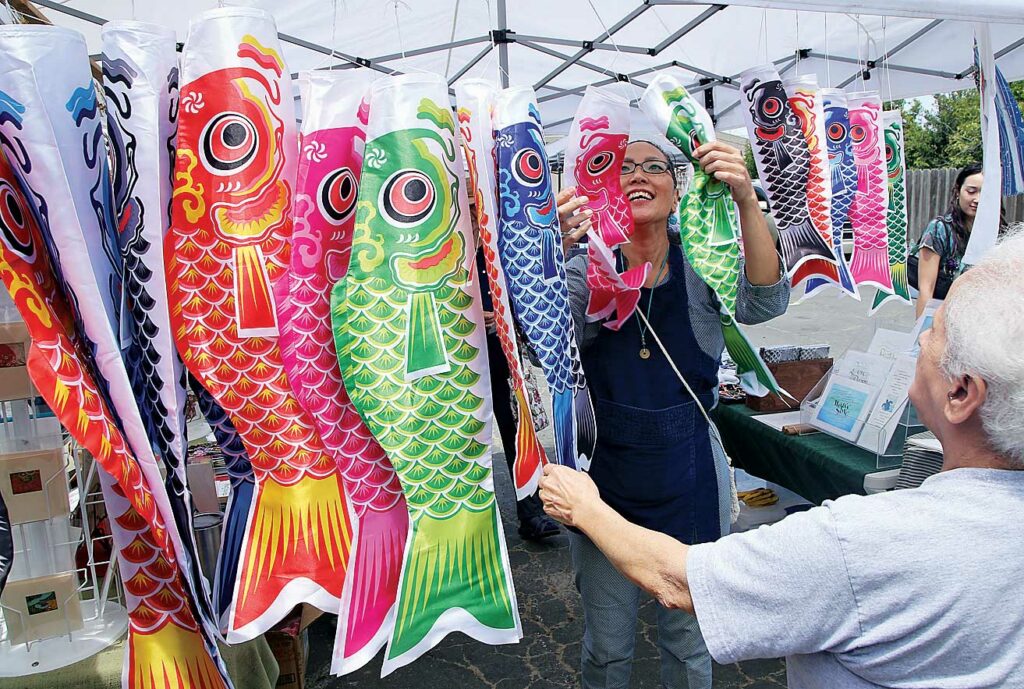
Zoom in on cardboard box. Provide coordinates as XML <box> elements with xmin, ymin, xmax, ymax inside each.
<box><xmin>266</xmin><ymin>630</ymin><xmax>307</xmax><ymax>689</ymax></box>
<box><xmin>0</xmin><ymin>447</ymin><xmax>68</xmax><ymax>524</ymax></box>
<box><xmin>1</xmin><ymin>571</ymin><xmax>83</xmax><ymax>645</ymax></box>
<box><xmin>746</xmin><ymin>358</ymin><xmax>833</xmax><ymax>413</ymax></box>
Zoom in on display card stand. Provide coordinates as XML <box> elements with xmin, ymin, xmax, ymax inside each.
<box><xmin>800</xmin><ymin>366</ymin><xmax>924</xmax><ymax>470</ymax></box>
<box><xmin>0</xmin><ymin>306</ymin><xmax>127</xmax><ymax>675</ymax></box>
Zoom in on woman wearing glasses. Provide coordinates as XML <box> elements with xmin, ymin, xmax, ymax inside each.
<box><xmin>555</xmin><ymin>139</ymin><xmax>789</xmax><ymax>689</ymax></box>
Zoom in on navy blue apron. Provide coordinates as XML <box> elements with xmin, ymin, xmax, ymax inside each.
<box><xmin>583</xmin><ymin>245</ymin><xmax>721</xmax><ymax>544</ymax></box>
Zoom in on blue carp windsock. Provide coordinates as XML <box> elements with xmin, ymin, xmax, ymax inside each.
<box><xmin>188</xmin><ymin>377</ymin><xmax>255</xmax><ymax>630</ymax></box>
<box><xmin>102</xmin><ymin>20</ymin><xmax>222</xmax><ymax>636</ymax></box>
<box><xmin>455</xmin><ymin>79</ymin><xmax>549</xmax><ymax>501</ymax></box>
<box><xmin>333</xmin><ymin>74</ymin><xmax>521</xmax><ymax>676</ymax></box>
<box><xmin>803</xmin><ymin>88</ymin><xmax>860</xmax><ymax>300</ymax></box>
<box><xmin>740</xmin><ymin>65</ymin><xmax>836</xmax><ymax>277</ymax></box>
<box><xmin>168</xmin><ymin>7</ymin><xmax>352</xmax><ymax>641</ymax></box>
<box><xmin>0</xmin><ymin>490</ymin><xmax>9</xmax><ymax>594</ymax></box>
<box><xmin>0</xmin><ymin>24</ymin><xmax>228</xmax><ymax>687</ymax></box>
<box><xmin>846</xmin><ymin>91</ymin><xmax>892</xmax><ymax>293</ymax></box>
<box><xmin>493</xmin><ymin>86</ymin><xmax>596</xmax><ymax>469</ymax></box>
<box><xmin>785</xmin><ymin>75</ymin><xmax>857</xmax><ymax>297</ymax></box>
<box><xmin>640</xmin><ymin>73</ymin><xmax>784</xmax><ymax>398</ymax></box>
<box><xmin>564</xmin><ymin>85</ymin><xmax>649</xmax><ymax>329</ymax></box>
<box><xmin>870</xmin><ymin>111</ymin><xmax>912</xmax><ymax>313</ymax></box>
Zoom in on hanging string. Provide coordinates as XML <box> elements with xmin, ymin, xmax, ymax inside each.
<box><xmin>390</xmin><ymin>0</ymin><xmax>409</xmax><ymax>62</ymax></box>
<box><xmin>584</xmin><ymin>0</ymin><xmax>642</xmax><ymax>104</ymax></box>
<box><xmin>313</xmin><ymin>0</ymin><xmax>340</xmax><ymax>70</ymax></box>
<box><xmin>444</xmin><ymin>0</ymin><xmax>461</xmax><ymax>79</ymax></box>
<box><xmin>478</xmin><ymin>0</ymin><xmax>511</xmax><ymax>86</ymax></box>
<box><xmin>882</xmin><ymin>16</ymin><xmax>895</xmax><ymax>106</ymax></box>
<box><xmin>795</xmin><ymin>10</ymin><xmax>800</xmax><ymax>75</ymax></box>
<box><xmin>824</xmin><ymin>13</ymin><xmax>831</xmax><ymax>87</ymax></box>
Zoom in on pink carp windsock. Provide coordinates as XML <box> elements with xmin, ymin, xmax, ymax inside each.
<box><xmin>640</xmin><ymin>73</ymin><xmax>783</xmax><ymax>398</ymax></box>
<box><xmin>167</xmin><ymin>7</ymin><xmax>352</xmax><ymax>641</ymax></box>
<box><xmin>494</xmin><ymin>87</ymin><xmax>596</xmax><ymax>470</ymax></box>
<box><xmin>102</xmin><ymin>20</ymin><xmax>223</xmax><ymax>636</ymax></box>
<box><xmin>280</xmin><ymin>71</ymin><xmax>409</xmax><ymax>675</ymax></box>
<box><xmin>333</xmin><ymin>74</ymin><xmax>521</xmax><ymax>675</ymax></box>
<box><xmin>0</xmin><ymin>73</ymin><xmax>227</xmax><ymax>689</ymax></box>
<box><xmin>803</xmin><ymin>88</ymin><xmax>860</xmax><ymax>300</ymax></box>
<box><xmin>564</xmin><ymin>85</ymin><xmax>649</xmax><ymax>329</ymax></box>
<box><xmin>740</xmin><ymin>65</ymin><xmax>836</xmax><ymax>277</ymax></box>
<box><xmin>847</xmin><ymin>91</ymin><xmax>892</xmax><ymax>293</ymax></box>
<box><xmin>785</xmin><ymin>75</ymin><xmax>856</xmax><ymax>297</ymax></box>
<box><xmin>869</xmin><ymin>111</ymin><xmax>912</xmax><ymax>313</ymax></box>
<box><xmin>455</xmin><ymin>79</ymin><xmax>548</xmax><ymax>501</ymax></box>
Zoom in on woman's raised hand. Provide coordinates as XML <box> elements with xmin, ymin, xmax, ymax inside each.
<box><xmin>695</xmin><ymin>140</ymin><xmax>757</xmax><ymax>206</ymax></box>
<box><xmin>556</xmin><ymin>186</ymin><xmax>593</xmax><ymax>253</ymax></box>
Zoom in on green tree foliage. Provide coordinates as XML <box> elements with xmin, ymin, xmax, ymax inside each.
<box><xmin>743</xmin><ymin>143</ymin><xmax>758</xmax><ymax>180</ymax></box>
<box><xmin>888</xmin><ymin>79</ymin><xmax>1024</xmax><ymax>170</ymax></box>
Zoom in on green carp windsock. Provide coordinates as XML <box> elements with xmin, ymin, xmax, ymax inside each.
<box><xmin>639</xmin><ymin>74</ymin><xmax>785</xmax><ymax>398</ymax></box>
<box><xmin>870</xmin><ymin>111</ymin><xmax>912</xmax><ymax>313</ymax></box>
<box><xmin>333</xmin><ymin>73</ymin><xmax>521</xmax><ymax>676</ymax></box>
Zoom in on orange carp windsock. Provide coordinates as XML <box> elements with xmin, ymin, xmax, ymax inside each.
<box><xmin>0</xmin><ymin>133</ymin><xmax>227</xmax><ymax>689</ymax></box>
<box><xmin>167</xmin><ymin>7</ymin><xmax>351</xmax><ymax>641</ymax></box>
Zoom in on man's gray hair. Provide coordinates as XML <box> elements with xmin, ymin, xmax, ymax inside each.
<box><xmin>941</xmin><ymin>225</ymin><xmax>1024</xmax><ymax>468</ymax></box>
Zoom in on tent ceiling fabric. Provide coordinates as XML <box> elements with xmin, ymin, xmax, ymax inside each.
<box><xmin>23</xmin><ymin>0</ymin><xmax>1024</xmax><ymax>139</ymax></box>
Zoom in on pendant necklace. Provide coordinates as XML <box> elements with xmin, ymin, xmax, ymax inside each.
<box><xmin>631</xmin><ymin>247</ymin><xmax>670</xmax><ymax>360</ymax></box>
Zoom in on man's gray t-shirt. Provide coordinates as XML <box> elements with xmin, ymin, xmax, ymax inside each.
<box><xmin>687</xmin><ymin>468</ymin><xmax>1024</xmax><ymax>688</ymax></box>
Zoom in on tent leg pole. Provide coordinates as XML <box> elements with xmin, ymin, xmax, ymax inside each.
<box><xmin>496</xmin><ymin>0</ymin><xmax>509</xmax><ymax>88</ymax></box>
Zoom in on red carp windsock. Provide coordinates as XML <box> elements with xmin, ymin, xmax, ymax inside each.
<box><xmin>167</xmin><ymin>7</ymin><xmax>352</xmax><ymax>641</ymax></box>
<box><xmin>0</xmin><ymin>23</ymin><xmax>230</xmax><ymax>687</ymax></box>
<box><xmin>740</xmin><ymin>65</ymin><xmax>837</xmax><ymax>277</ymax></box>
<box><xmin>847</xmin><ymin>91</ymin><xmax>892</xmax><ymax>294</ymax></box>
<box><xmin>0</xmin><ymin>126</ymin><xmax>227</xmax><ymax>689</ymax></box>
<box><xmin>454</xmin><ymin>79</ymin><xmax>548</xmax><ymax>500</ymax></box>
<box><xmin>784</xmin><ymin>75</ymin><xmax>857</xmax><ymax>297</ymax></box>
<box><xmin>564</xmin><ymin>85</ymin><xmax>649</xmax><ymax>330</ymax></box>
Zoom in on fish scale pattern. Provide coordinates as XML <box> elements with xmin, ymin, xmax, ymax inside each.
<box><xmin>848</xmin><ymin>96</ymin><xmax>893</xmax><ymax>292</ymax></box>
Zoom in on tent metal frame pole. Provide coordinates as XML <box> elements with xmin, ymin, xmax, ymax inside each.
<box><xmin>327</xmin><ymin>35</ymin><xmax>491</xmax><ymax>71</ymax></box>
<box><xmin>715</xmin><ymin>54</ymin><xmax>797</xmax><ymax>121</ymax></box>
<box><xmin>651</xmin><ymin>4</ymin><xmax>726</xmax><ymax>55</ymax></box>
<box><xmin>536</xmin><ymin>60</ymin><xmax>677</xmax><ymax>103</ymax></box>
<box><xmin>513</xmin><ymin>33</ymin><xmax>653</xmax><ymax>55</ymax></box>
<box><xmin>448</xmin><ymin>44</ymin><xmax>493</xmax><ymax>85</ymax></box>
<box><xmin>496</xmin><ymin>0</ymin><xmax>510</xmax><ymax>88</ymax></box>
<box><xmin>805</xmin><ymin>50</ymin><xmax>958</xmax><ymax>80</ymax></box>
<box><xmin>32</xmin><ymin>0</ymin><xmax>103</xmax><ymax>25</ymax></box>
<box><xmin>533</xmin><ymin>3</ymin><xmax>649</xmax><ymax>90</ymax></box>
<box><xmin>834</xmin><ymin>18</ymin><xmax>945</xmax><ymax>88</ymax></box>
<box><xmin>520</xmin><ymin>39</ymin><xmax>651</xmax><ymax>89</ymax></box>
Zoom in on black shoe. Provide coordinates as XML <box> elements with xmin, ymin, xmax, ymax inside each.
<box><xmin>517</xmin><ymin>515</ymin><xmax>560</xmax><ymax>542</ymax></box>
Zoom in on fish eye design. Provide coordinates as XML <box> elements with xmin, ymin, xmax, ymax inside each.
<box><xmin>585</xmin><ymin>151</ymin><xmax>614</xmax><ymax>177</ymax></box>
<box><xmin>318</xmin><ymin>167</ymin><xmax>358</xmax><ymax>225</ymax></box>
<box><xmin>0</xmin><ymin>180</ymin><xmax>34</xmax><ymax>260</ymax></box>
<box><xmin>381</xmin><ymin>169</ymin><xmax>435</xmax><ymax>226</ymax></box>
<box><xmin>200</xmin><ymin>111</ymin><xmax>259</xmax><ymax>175</ymax></box>
<box><xmin>512</xmin><ymin>149</ymin><xmax>545</xmax><ymax>187</ymax></box>
<box><xmin>827</xmin><ymin>122</ymin><xmax>847</xmax><ymax>142</ymax></box>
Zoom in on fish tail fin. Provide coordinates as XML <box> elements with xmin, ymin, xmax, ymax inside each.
<box><xmin>512</xmin><ymin>386</ymin><xmax>546</xmax><ymax>500</ymax></box>
<box><xmin>228</xmin><ymin>472</ymin><xmax>351</xmax><ymax>641</ymax></box>
<box><xmin>552</xmin><ymin>387</ymin><xmax>577</xmax><ymax>469</ymax></box>
<box><xmin>836</xmin><ymin>252</ymin><xmax>859</xmax><ymax>296</ymax></box>
<box><xmin>849</xmin><ymin>244</ymin><xmax>893</xmax><ymax>292</ymax></box>
<box><xmin>573</xmin><ymin>381</ymin><xmax>596</xmax><ymax>472</ymax></box>
<box><xmin>127</xmin><ymin>620</ymin><xmax>229</xmax><ymax>689</ymax></box>
<box><xmin>541</xmin><ymin>228</ymin><xmax>558</xmax><ymax>281</ymax></box>
<box><xmin>214</xmin><ymin>478</ymin><xmax>254</xmax><ymax>631</ymax></box>
<box><xmin>332</xmin><ymin>504</ymin><xmax>409</xmax><ymax>675</ymax></box>
<box><xmin>891</xmin><ymin>261</ymin><xmax>911</xmax><ymax>302</ymax></box>
<box><xmin>721</xmin><ymin>315</ymin><xmax>791</xmax><ymax>401</ymax></box>
<box><xmin>791</xmin><ymin>258</ymin><xmax>837</xmax><ymax>288</ymax></box>
<box><xmin>382</xmin><ymin>505</ymin><xmax>520</xmax><ymax>676</ymax></box>
<box><xmin>779</xmin><ymin>219</ymin><xmax>837</xmax><ymax>276</ymax></box>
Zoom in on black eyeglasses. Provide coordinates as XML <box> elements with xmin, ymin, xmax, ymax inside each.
<box><xmin>620</xmin><ymin>160</ymin><xmax>672</xmax><ymax>176</ymax></box>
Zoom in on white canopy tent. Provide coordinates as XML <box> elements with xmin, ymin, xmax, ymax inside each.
<box><xmin>6</xmin><ymin>0</ymin><xmax>1024</xmax><ymax>141</ymax></box>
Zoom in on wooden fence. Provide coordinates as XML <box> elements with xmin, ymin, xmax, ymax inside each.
<box><xmin>907</xmin><ymin>168</ymin><xmax>1024</xmax><ymax>245</ymax></box>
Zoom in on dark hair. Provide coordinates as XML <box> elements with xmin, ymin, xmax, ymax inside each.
<box><xmin>944</xmin><ymin>163</ymin><xmax>983</xmax><ymax>247</ymax></box>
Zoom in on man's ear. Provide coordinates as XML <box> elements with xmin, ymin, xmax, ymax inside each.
<box><xmin>945</xmin><ymin>374</ymin><xmax>986</xmax><ymax>426</ymax></box>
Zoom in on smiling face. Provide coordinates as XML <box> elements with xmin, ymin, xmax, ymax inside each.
<box><xmin>620</xmin><ymin>141</ymin><xmax>678</xmax><ymax>234</ymax></box>
<box><xmin>958</xmin><ymin>173</ymin><xmax>983</xmax><ymax>219</ymax></box>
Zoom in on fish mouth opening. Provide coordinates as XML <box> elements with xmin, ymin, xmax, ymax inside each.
<box><xmin>392</xmin><ymin>232</ymin><xmax>464</xmax><ymax>290</ymax></box>
<box><xmin>214</xmin><ymin>180</ymin><xmax>289</xmax><ymax>243</ymax></box>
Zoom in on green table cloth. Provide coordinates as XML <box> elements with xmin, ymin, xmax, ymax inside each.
<box><xmin>713</xmin><ymin>403</ymin><xmax>880</xmax><ymax>505</ymax></box>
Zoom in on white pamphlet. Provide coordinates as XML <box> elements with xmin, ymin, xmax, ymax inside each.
<box><xmin>832</xmin><ymin>350</ymin><xmax>893</xmax><ymax>389</ymax></box>
<box><xmin>867</xmin><ymin>328</ymin><xmax>913</xmax><ymax>361</ymax></box>
<box><xmin>857</xmin><ymin>355</ymin><xmax>917</xmax><ymax>453</ymax></box>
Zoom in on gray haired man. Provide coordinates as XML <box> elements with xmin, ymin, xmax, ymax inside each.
<box><xmin>539</xmin><ymin>231</ymin><xmax>1024</xmax><ymax>688</ymax></box>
